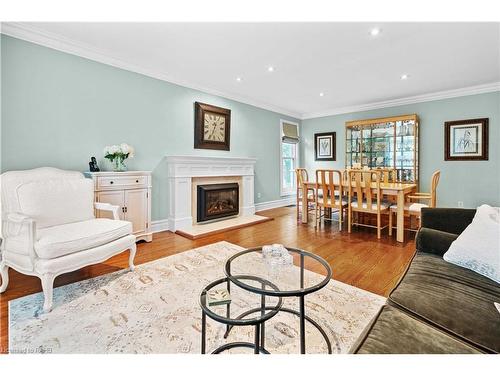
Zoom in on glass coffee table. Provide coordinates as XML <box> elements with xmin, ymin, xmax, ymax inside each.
<box><xmin>200</xmin><ymin>276</ymin><xmax>283</xmax><ymax>354</ymax></box>
<box><xmin>224</xmin><ymin>247</ymin><xmax>333</xmax><ymax>354</ymax></box>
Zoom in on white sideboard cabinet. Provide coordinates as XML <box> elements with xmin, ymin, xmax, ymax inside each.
<box><xmin>85</xmin><ymin>171</ymin><xmax>153</xmax><ymax>242</ymax></box>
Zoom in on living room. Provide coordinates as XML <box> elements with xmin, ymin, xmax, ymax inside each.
<box><xmin>1</xmin><ymin>0</ymin><xmax>499</xmax><ymax>372</ymax></box>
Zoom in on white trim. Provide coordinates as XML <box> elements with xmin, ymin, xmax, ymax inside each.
<box><xmin>151</xmin><ymin>219</ymin><xmax>170</xmax><ymax>233</ymax></box>
<box><xmin>301</xmin><ymin>82</ymin><xmax>500</xmax><ymax>119</ymax></box>
<box><xmin>279</xmin><ymin>119</ymin><xmax>299</xmax><ymax>197</ymax></box>
<box><xmin>2</xmin><ymin>23</ymin><xmax>498</xmax><ymax>121</ymax></box>
<box><xmin>151</xmin><ymin>197</ymin><xmax>296</xmax><ymax>232</ymax></box>
<box><xmin>0</xmin><ymin>22</ymin><xmax>302</xmax><ymax>120</ymax></box>
<box><xmin>255</xmin><ymin>197</ymin><xmax>296</xmax><ymax>212</ymax></box>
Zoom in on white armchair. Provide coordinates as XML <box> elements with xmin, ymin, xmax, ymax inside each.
<box><xmin>0</xmin><ymin>167</ymin><xmax>137</xmax><ymax>312</ymax></box>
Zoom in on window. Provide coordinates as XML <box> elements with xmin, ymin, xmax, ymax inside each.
<box><xmin>280</xmin><ymin>120</ymin><xmax>299</xmax><ymax>196</ymax></box>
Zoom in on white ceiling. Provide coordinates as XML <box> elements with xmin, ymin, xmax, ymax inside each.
<box><xmin>3</xmin><ymin>22</ymin><xmax>500</xmax><ymax>118</ymax></box>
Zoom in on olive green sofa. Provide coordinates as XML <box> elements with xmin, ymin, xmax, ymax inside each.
<box><xmin>352</xmin><ymin>208</ymin><xmax>500</xmax><ymax>354</ymax></box>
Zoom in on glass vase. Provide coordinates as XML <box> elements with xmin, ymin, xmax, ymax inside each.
<box><xmin>112</xmin><ymin>156</ymin><xmax>127</xmax><ymax>172</ymax></box>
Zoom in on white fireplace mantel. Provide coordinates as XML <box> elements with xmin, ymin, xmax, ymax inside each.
<box><xmin>166</xmin><ymin>155</ymin><xmax>257</xmax><ymax>231</ymax></box>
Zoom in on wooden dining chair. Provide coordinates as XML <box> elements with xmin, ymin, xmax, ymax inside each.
<box><xmin>347</xmin><ymin>170</ymin><xmax>390</xmax><ymax>239</ymax></box>
<box><xmin>388</xmin><ymin>170</ymin><xmax>441</xmax><ymax>235</ymax></box>
<box><xmin>295</xmin><ymin>168</ymin><xmax>315</xmax><ymax>220</ymax></box>
<box><xmin>372</xmin><ymin>168</ymin><xmax>397</xmax><ymax>183</ymax></box>
<box><xmin>315</xmin><ymin>169</ymin><xmax>348</xmax><ymax>230</ymax></box>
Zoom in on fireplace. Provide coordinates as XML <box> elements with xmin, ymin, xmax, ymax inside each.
<box><xmin>197</xmin><ymin>183</ymin><xmax>239</xmax><ymax>223</ymax></box>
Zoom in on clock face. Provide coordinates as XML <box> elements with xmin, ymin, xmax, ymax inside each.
<box><xmin>203</xmin><ymin>112</ymin><xmax>226</xmax><ymax>142</ymax></box>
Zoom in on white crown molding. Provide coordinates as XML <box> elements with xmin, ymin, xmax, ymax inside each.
<box><xmin>0</xmin><ymin>22</ymin><xmax>302</xmax><ymax>119</ymax></box>
<box><xmin>2</xmin><ymin>22</ymin><xmax>499</xmax><ymax>121</ymax></box>
<box><xmin>301</xmin><ymin>82</ymin><xmax>500</xmax><ymax>120</ymax></box>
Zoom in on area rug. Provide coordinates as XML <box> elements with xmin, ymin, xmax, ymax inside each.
<box><xmin>9</xmin><ymin>241</ymin><xmax>385</xmax><ymax>354</ymax></box>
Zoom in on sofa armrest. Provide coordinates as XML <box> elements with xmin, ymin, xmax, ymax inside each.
<box><xmin>95</xmin><ymin>202</ymin><xmax>120</xmax><ymax>220</ymax></box>
<box><xmin>420</xmin><ymin>208</ymin><xmax>476</xmax><ymax>235</ymax></box>
<box><xmin>416</xmin><ymin>227</ymin><xmax>459</xmax><ymax>257</ymax></box>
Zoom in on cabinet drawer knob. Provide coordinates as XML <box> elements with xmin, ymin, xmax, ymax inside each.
<box><xmin>110</xmin><ymin>181</ymin><xmax>114</xmax><ymax>184</ymax></box>
<box><xmin>136</xmin><ymin>179</ymin><xmax>139</xmax><ymax>183</ymax></box>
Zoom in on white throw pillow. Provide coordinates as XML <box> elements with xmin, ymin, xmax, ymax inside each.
<box><xmin>444</xmin><ymin>205</ymin><xmax>500</xmax><ymax>284</ymax></box>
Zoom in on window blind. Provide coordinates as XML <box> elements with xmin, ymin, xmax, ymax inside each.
<box><xmin>282</xmin><ymin>122</ymin><xmax>299</xmax><ymax>144</ymax></box>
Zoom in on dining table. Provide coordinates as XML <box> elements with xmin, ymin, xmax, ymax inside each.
<box><xmin>301</xmin><ymin>181</ymin><xmax>417</xmax><ymax>243</ymax></box>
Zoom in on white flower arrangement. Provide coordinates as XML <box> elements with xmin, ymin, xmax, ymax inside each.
<box><xmin>104</xmin><ymin>143</ymin><xmax>135</xmax><ymax>171</ymax></box>
<box><xmin>104</xmin><ymin>143</ymin><xmax>135</xmax><ymax>160</ymax></box>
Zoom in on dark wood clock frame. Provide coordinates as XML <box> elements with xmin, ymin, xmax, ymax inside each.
<box><xmin>194</xmin><ymin>102</ymin><xmax>231</xmax><ymax>151</ymax></box>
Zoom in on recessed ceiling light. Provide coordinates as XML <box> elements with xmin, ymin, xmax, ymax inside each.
<box><xmin>267</xmin><ymin>66</ymin><xmax>274</xmax><ymax>72</ymax></box>
<box><xmin>370</xmin><ymin>28</ymin><xmax>381</xmax><ymax>36</ymax></box>
<box><xmin>400</xmin><ymin>74</ymin><xmax>409</xmax><ymax>80</ymax></box>
<box><xmin>236</xmin><ymin>77</ymin><xmax>242</xmax><ymax>82</ymax></box>
<box><xmin>319</xmin><ymin>92</ymin><xmax>324</xmax><ymax>97</ymax></box>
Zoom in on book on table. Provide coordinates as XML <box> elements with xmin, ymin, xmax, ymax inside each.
<box><xmin>207</xmin><ymin>289</ymin><xmax>231</xmax><ymax>306</ymax></box>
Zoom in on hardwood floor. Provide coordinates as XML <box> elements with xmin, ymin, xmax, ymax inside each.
<box><xmin>0</xmin><ymin>206</ymin><xmax>416</xmax><ymax>352</ymax></box>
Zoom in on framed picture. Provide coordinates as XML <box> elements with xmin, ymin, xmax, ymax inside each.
<box><xmin>444</xmin><ymin>118</ymin><xmax>488</xmax><ymax>161</ymax></box>
<box><xmin>194</xmin><ymin>102</ymin><xmax>231</xmax><ymax>151</ymax></box>
<box><xmin>314</xmin><ymin>132</ymin><xmax>336</xmax><ymax>161</ymax></box>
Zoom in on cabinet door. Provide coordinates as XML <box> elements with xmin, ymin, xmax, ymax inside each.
<box><xmin>96</xmin><ymin>191</ymin><xmax>125</xmax><ymax>220</ymax></box>
<box><xmin>124</xmin><ymin>189</ymin><xmax>148</xmax><ymax>235</ymax></box>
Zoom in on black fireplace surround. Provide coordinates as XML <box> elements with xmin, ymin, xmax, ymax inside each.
<box><xmin>197</xmin><ymin>183</ymin><xmax>239</xmax><ymax>223</ymax></box>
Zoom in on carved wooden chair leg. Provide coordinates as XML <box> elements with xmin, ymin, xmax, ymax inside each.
<box><xmin>0</xmin><ymin>263</ymin><xmax>9</xmax><ymax>293</ymax></box>
<box><xmin>388</xmin><ymin>211</ymin><xmax>393</xmax><ymax>236</ymax></box>
<box><xmin>129</xmin><ymin>243</ymin><xmax>137</xmax><ymax>271</ymax></box>
<box><xmin>40</xmin><ymin>273</ymin><xmax>56</xmax><ymax>313</ymax></box>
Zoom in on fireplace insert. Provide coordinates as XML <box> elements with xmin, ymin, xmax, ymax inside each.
<box><xmin>197</xmin><ymin>183</ymin><xmax>239</xmax><ymax>223</ymax></box>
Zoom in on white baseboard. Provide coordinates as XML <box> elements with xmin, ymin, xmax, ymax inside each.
<box><xmin>151</xmin><ymin>219</ymin><xmax>170</xmax><ymax>234</ymax></box>
<box><xmin>151</xmin><ymin>197</ymin><xmax>296</xmax><ymax>234</ymax></box>
<box><xmin>255</xmin><ymin>197</ymin><xmax>296</xmax><ymax>212</ymax></box>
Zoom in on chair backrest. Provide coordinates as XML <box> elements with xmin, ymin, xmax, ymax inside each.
<box><xmin>1</xmin><ymin>167</ymin><xmax>95</xmax><ymax>229</ymax></box>
<box><xmin>372</xmin><ymin>168</ymin><xmax>397</xmax><ymax>183</ymax></box>
<box><xmin>295</xmin><ymin>168</ymin><xmax>308</xmax><ymax>190</ymax></box>
<box><xmin>315</xmin><ymin>170</ymin><xmax>343</xmax><ymax>206</ymax></box>
<box><xmin>429</xmin><ymin>170</ymin><xmax>441</xmax><ymax>207</ymax></box>
<box><xmin>348</xmin><ymin>170</ymin><xmax>382</xmax><ymax>213</ymax></box>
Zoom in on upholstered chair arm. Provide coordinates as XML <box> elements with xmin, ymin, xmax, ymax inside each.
<box><xmin>94</xmin><ymin>202</ymin><xmax>120</xmax><ymax>220</ymax></box>
<box><xmin>2</xmin><ymin>212</ymin><xmax>37</xmax><ymax>267</ymax></box>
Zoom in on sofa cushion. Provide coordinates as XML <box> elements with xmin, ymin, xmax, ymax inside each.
<box><xmin>354</xmin><ymin>305</ymin><xmax>481</xmax><ymax>354</ymax></box>
<box><xmin>34</xmin><ymin>219</ymin><xmax>132</xmax><ymax>259</ymax></box>
<box><xmin>389</xmin><ymin>252</ymin><xmax>500</xmax><ymax>353</ymax></box>
<box><xmin>16</xmin><ymin>178</ymin><xmax>95</xmax><ymax>229</ymax></box>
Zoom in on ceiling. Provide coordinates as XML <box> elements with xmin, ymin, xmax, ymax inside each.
<box><xmin>3</xmin><ymin>22</ymin><xmax>500</xmax><ymax>118</ymax></box>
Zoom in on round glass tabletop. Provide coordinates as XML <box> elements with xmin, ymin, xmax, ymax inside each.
<box><xmin>224</xmin><ymin>247</ymin><xmax>332</xmax><ymax>297</ymax></box>
<box><xmin>200</xmin><ymin>276</ymin><xmax>283</xmax><ymax>326</ymax></box>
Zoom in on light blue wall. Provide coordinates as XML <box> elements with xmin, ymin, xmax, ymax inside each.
<box><xmin>1</xmin><ymin>35</ymin><xmax>299</xmax><ymax>221</ymax></box>
<box><xmin>300</xmin><ymin>92</ymin><xmax>500</xmax><ymax>208</ymax></box>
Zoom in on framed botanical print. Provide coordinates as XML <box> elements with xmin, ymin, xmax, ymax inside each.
<box><xmin>444</xmin><ymin>118</ymin><xmax>488</xmax><ymax>161</ymax></box>
<box><xmin>194</xmin><ymin>102</ymin><xmax>231</xmax><ymax>151</ymax></box>
<box><xmin>314</xmin><ymin>132</ymin><xmax>336</xmax><ymax>161</ymax></box>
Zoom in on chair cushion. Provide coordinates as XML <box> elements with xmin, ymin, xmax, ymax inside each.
<box><xmin>16</xmin><ymin>178</ymin><xmax>95</xmax><ymax>229</ymax></box>
<box><xmin>34</xmin><ymin>219</ymin><xmax>133</xmax><ymax>259</ymax></box>
<box><xmin>354</xmin><ymin>305</ymin><xmax>481</xmax><ymax>354</ymax></box>
<box><xmin>391</xmin><ymin>202</ymin><xmax>428</xmax><ymax>213</ymax></box>
<box><xmin>389</xmin><ymin>252</ymin><xmax>500</xmax><ymax>353</ymax></box>
<box><xmin>350</xmin><ymin>200</ymin><xmax>389</xmax><ymax>210</ymax></box>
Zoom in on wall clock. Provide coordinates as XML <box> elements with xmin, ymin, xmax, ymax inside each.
<box><xmin>194</xmin><ymin>102</ymin><xmax>231</xmax><ymax>151</ymax></box>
